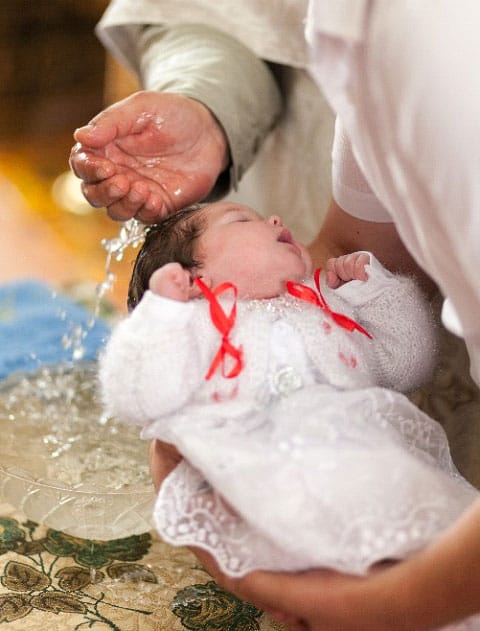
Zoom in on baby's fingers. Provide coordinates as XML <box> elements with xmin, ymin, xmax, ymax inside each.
<box><xmin>327</xmin><ymin>252</ymin><xmax>370</xmax><ymax>287</ymax></box>
<box><xmin>349</xmin><ymin>252</ymin><xmax>370</xmax><ymax>281</ymax></box>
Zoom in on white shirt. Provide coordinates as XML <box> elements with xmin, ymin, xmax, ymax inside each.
<box><xmin>306</xmin><ymin>0</ymin><xmax>480</xmax><ymax>385</ymax></box>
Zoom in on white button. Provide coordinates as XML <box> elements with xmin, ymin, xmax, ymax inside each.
<box><xmin>272</xmin><ymin>366</ymin><xmax>303</xmax><ymax>395</ymax></box>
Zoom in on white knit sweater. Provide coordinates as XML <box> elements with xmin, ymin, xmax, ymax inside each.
<box><xmin>99</xmin><ymin>255</ymin><xmax>437</xmax><ymax>441</ymax></box>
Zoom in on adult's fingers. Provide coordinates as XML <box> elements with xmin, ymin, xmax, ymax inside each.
<box><xmin>224</xmin><ymin>569</ymin><xmax>331</xmax><ymax>618</ymax></box>
<box><xmin>149</xmin><ymin>440</ymin><xmax>182</xmax><ymax>492</ymax></box>
<box><xmin>106</xmin><ymin>181</ymin><xmax>162</xmax><ymax>222</ymax></box>
<box><xmin>69</xmin><ymin>144</ymin><xmax>115</xmax><ymax>183</ymax></box>
<box><xmin>73</xmin><ymin>108</ymin><xmax>127</xmax><ymax>148</ymax></box>
<box><xmin>187</xmin><ymin>546</ymin><xmax>227</xmax><ymax>584</ymax></box>
<box><xmin>74</xmin><ymin>91</ymin><xmax>163</xmax><ymax>147</ymax></box>
<box><xmin>80</xmin><ymin>176</ymin><xmax>130</xmax><ymax>213</ymax></box>
<box><xmin>133</xmin><ymin>191</ymin><xmax>174</xmax><ymax>224</ymax></box>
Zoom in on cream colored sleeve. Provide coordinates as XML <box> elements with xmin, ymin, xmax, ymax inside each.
<box><xmin>136</xmin><ymin>23</ymin><xmax>283</xmax><ymax>198</ymax></box>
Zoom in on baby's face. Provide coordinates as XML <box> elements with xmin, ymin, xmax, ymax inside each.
<box><xmin>196</xmin><ymin>201</ymin><xmax>312</xmax><ymax>298</ymax></box>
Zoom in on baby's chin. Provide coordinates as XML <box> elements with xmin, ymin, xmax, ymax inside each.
<box><xmin>238</xmin><ymin>279</ymin><xmax>293</xmax><ymax>300</ymax></box>
<box><xmin>279</xmin><ymin>259</ymin><xmax>313</xmax><ymax>292</ymax></box>
<box><xmin>302</xmin><ymin>251</ymin><xmax>314</xmax><ymax>277</ymax></box>
<box><xmin>303</xmin><ymin>257</ymin><xmax>313</xmax><ymax>278</ymax></box>
<box><xmin>290</xmin><ymin>256</ymin><xmax>313</xmax><ymax>283</ymax></box>
<box><xmin>236</xmin><ymin>261</ymin><xmax>313</xmax><ymax>300</ymax></box>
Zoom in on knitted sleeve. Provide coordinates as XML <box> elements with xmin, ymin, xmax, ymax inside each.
<box><xmin>99</xmin><ymin>291</ymin><xmax>205</xmax><ymax>427</ymax></box>
<box><xmin>335</xmin><ymin>255</ymin><xmax>438</xmax><ymax>392</ymax></box>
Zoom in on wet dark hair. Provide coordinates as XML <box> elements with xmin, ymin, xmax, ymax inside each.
<box><xmin>127</xmin><ymin>204</ymin><xmax>207</xmax><ymax>311</ymax></box>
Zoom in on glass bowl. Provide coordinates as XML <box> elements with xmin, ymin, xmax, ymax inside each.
<box><xmin>0</xmin><ymin>362</ymin><xmax>155</xmax><ymax>540</ymax></box>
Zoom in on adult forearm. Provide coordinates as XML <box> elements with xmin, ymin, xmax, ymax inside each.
<box><xmin>369</xmin><ymin>498</ymin><xmax>480</xmax><ymax>629</ymax></box>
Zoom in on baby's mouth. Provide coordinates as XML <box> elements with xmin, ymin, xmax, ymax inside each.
<box><xmin>278</xmin><ymin>228</ymin><xmax>302</xmax><ymax>258</ymax></box>
<box><xmin>278</xmin><ymin>228</ymin><xmax>293</xmax><ymax>244</ymax></box>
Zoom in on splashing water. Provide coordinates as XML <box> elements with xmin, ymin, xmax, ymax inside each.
<box><xmin>0</xmin><ymin>219</ymin><xmax>153</xmax><ymax>539</ymax></box>
<box><xmin>0</xmin><ymin>362</ymin><xmax>154</xmax><ymax>539</ymax></box>
<box><xmin>98</xmin><ymin>218</ymin><xmax>146</xmax><ymax>309</ymax></box>
<box><xmin>61</xmin><ymin>218</ymin><xmax>146</xmax><ymax>361</ymax></box>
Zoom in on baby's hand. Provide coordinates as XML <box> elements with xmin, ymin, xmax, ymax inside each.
<box><xmin>149</xmin><ymin>263</ymin><xmax>192</xmax><ymax>301</ymax></box>
<box><xmin>326</xmin><ymin>252</ymin><xmax>370</xmax><ymax>288</ymax></box>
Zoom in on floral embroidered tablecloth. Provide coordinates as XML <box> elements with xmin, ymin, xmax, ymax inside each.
<box><xmin>0</xmin><ymin>500</ymin><xmax>285</xmax><ymax>630</ymax></box>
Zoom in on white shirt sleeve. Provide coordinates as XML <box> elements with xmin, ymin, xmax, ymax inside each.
<box><xmin>332</xmin><ymin>118</ymin><xmax>392</xmax><ymax>223</ymax></box>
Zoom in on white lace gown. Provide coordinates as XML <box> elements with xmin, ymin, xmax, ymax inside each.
<box><xmin>155</xmin><ymin>385</ymin><xmax>477</xmax><ymax>577</ymax></box>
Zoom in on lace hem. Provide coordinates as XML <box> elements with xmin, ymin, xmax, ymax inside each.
<box><xmin>153</xmin><ymin>387</ymin><xmax>479</xmax><ymax>631</ymax></box>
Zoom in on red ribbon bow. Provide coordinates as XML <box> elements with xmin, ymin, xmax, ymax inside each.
<box><xmin>195</xmin><ymin>278</ymin><xmax>244</xmax><ymax>380</ymax></box>
<box><xmin>286</xmin><ymin>269</ymin><xmax>372</xmax><ymax>339</ymax></box>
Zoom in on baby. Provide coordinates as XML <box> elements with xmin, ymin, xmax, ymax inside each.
<box><xmin>100</xmin><ymin>201</ymin><xmax>478</xmax><ymax>578</ymax></box>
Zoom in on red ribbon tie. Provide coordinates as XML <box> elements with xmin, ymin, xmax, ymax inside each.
<box><xmin>286</xmin><ymin>268</ymin><xmax>372</xmax><ymax>339</ymax></box>
<box><xmin>195</xmin><ymin>278</ymin><xmax>244</xmax><ymax>379</ymax></box>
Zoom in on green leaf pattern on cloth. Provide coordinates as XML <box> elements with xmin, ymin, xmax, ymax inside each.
<box><xmin>0</xmin><ymin>509</ymin><xmax>285</xmax><ymax>630</ymax></box>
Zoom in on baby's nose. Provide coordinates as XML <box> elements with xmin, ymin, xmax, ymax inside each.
<box><xmin>267</xmin><ymin>214</ymin><xmax>283</xmax><ymax>227</ymax></box>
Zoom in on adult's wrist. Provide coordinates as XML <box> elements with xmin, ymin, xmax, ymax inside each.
<box><xmin>363</xmin><ymin>500</ymin><xmax>480</xmax><ymax>630</ymax></box>
<box><xmin>137</xmin><ymin>23</ymin><xmax>282</xmax><ymax>193</ymax></box>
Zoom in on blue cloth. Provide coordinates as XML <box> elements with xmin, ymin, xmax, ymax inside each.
<box><xmin>0</xmin><ymin>280</ymin><xmax>110</xmax><ymax>380</ymax></box>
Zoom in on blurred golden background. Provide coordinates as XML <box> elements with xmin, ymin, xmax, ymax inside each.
<box><xmin>0</xmin><ymin>0</ymin><xmax>139</xmax><ymax>312</ymax></box>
